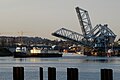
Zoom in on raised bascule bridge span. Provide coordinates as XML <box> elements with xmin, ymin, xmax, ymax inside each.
<box><xmin>52</xmin><ymin>28</ymin><xmax>93</xmax><ymax>47</ymax></box>
<box><xmin>52</xmin><ymin>7</ymin><xmax>116</xmax><ymax>53</ymax></box>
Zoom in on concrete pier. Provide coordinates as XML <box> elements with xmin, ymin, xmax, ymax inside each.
<box><xmin>67</xmin><ymin>68</ymin><xmax>78</xmax><ymax>80</ymax></box>
<box><xmin>12</xmin><ymin>67</ymin><xmax>115</xmax><ymax>80</ymax></box>
<box><xmin>13</xmin><ymin>67</ymin><xmax>24</xmax><ymax>80</ymax></box>
<box><xmin>48</xmin><ymin>67</ymin><xmax>56</xmax><ymax>80</ymax></box>
<box><xmin>101</xmin><ymin>69</ymin><xmax>113</xmax><ymax>80</ymax></box>
<box><xmin>39</xmin><ymin>67</ymin><xmax>43</xmax><ymax>80</ymax></box>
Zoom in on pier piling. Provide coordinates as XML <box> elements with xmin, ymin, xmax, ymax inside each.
<box><xmin>67</xmin><ymin>68</ymin><xmax>78</xmax><ymax>80</ymax></box>
<box><xmin>12</xmin><ymin>67</ymin><xmax>114</xmax><ymax>80</ymax></box>
<box><xmin>13</xmin><ymin>67</ymin><xmax>24</xmax><ymax>80</ymax></box>
<box><xmin>101</xmin><ymin>69</ymin><xmax>113</xmax><ymax>80</ymax></box>
<box><xmin>48</xmin><ymin>67</ymin><xmax>56</xmax><ymax>80</ymax></box>
<box><xmin>40</xmin><ymin>67</ymin><xmax>43</xmax><ymax>80</ymax></box>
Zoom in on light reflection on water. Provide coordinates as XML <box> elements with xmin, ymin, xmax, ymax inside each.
<box><xmin>0</xmin><ymin>56</ymin><xmax>120</xmax><ymax>80</ymax></box>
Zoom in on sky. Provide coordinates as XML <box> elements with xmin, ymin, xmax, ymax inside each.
<box><xmin>0</xmin><ymin>0</ymin><xmax>120</xmax><ymax>40</ymax></box>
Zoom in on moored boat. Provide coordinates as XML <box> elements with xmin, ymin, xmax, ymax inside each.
<box><xmin>13</xmin><ymin>47</ymin><xmax>62</xmax><ymax>58</ymax></box>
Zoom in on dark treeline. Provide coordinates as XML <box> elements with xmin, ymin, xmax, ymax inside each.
<box><xmin>0</xmin><ymin>36</ymin><xmax>74</xmax><ymax>48</ymax></box>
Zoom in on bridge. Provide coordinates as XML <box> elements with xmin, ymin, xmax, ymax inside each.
<box><xmin>52</xmin><ymin>7</ymin><xmax>116</xmax><ymax>50</ymax></box>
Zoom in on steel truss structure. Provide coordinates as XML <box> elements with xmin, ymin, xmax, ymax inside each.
<box><xmin>52</xmin><ymin>7</ymin><xmax>116</xmax><ymax>49</ymax></box>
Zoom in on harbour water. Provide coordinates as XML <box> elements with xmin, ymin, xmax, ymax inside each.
<box><xmin>1</xmin><ymin>55</ymin><xmax>120</xmax><ymax>80</ymax></box>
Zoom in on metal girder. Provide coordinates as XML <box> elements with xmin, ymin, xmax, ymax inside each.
<box><xmin>91</xmin><ymin>24</ymin><xmax>116</xmax><ymax>38</ymax></box>
<box><xmin>52</xmin><ymin>7</ymin><xmax>116</xmax><ymax>49</ymax></box>
<box><xmin>91</xmin><ymin>24</ymin><xmax>116</xmax><ymax>47</ymax></box>
<box><xmin>75</xmin><ymin>7</ymin><xmax>93</xmax><ymax>37</ymax></box>
<box><xmin>52</xmin><ymin>28</ymin><xmax>93</xmax><ymax>47</ymax></box>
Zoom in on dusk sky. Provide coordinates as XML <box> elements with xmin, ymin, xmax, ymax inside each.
<box><xmin>0</xmin><ymin>0</ymin><xmax>120</xmax><ymax>40</ymax></box>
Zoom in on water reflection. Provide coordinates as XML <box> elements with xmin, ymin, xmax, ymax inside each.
<box><xmin>83</xmin><ymin>56</ymin><xmax>120</xmax><ymax>63</ymax></box>
<box><xmin>1</xmin><ymin>56</ymin><xmax>120</xmax><ymax>64</ymax></box>
<box><xmin>14</xmin><ymin>58</ymin><xmax>26</xmax><ymax>62</ymax></box>
<box><xmin>13</xmin><ymin>57</ymin><xmax>61</xmax><ymax>63</ymax></box>
<box><xmin>84</xmin><ymin>58</ymin><xmax>114</xmax><ymax>63</ymax></box>
<box><xmin>1</xmin><ymin>56</ymin><xmax>120</xmax><ymax>80</ymax></box>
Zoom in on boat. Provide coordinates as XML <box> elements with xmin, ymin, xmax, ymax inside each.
<box><xmin>63</xmin><ymin>52</ymin><xmax>86</xmax><ymax>57</ymax></box>
<box><xmin>13</xmin><ymin>47</ymin><xmax>62</xmax><ymax>58</ymax></box>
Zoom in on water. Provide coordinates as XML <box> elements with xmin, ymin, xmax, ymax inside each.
<box><xmin>0</xmin><ymin>55</ymin><xmax>120</xmax><ymax>80</ymax></box>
